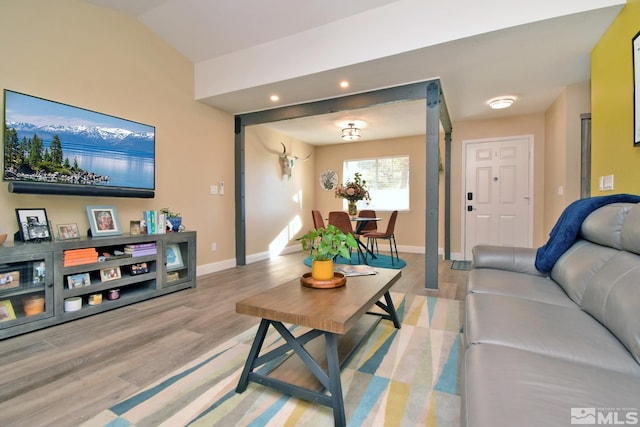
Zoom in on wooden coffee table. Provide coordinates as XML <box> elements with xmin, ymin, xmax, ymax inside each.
<box><xmin>235</xmin><ymin>268</ymin><xmax>401</xmax><ymax>427</ymax></box>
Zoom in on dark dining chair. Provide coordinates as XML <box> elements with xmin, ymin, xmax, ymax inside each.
<box><xmin>357</xmin><ymin>209</ymin><xmax>377</xmax><ymax>234</ymax></box>
<box><xmin>362</xmin><ymin>210</ymin><xmax>399</xmax><ymax>265</ymax></box>
<box><xmin>328</xmin><ymin>211</ymin><xmax>362</xmax><ymax>264</ymax></box>
<box><xmin>311</xmin><ymin>209</ymin><xmax>325</xmax><ymax>229</ymax></box>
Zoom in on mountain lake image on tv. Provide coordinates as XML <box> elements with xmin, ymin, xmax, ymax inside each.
<box><xmin>3</xmin><ymin>90</ymin><xmax>155</xmax><ymax>197</ymax></box>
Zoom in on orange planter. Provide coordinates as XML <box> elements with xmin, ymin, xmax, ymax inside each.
<box><xmin>311</xmin><ymin>259</ymin><xmax>334</xmax><ymax>281</ymax></box>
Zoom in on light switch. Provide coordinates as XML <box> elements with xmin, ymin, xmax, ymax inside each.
<box><xmin>219</xmin><ymin>181</ymin><xmax>225</xmax><ymax>195</ymax></box>
<box><xmin>603</xmin><ymin>175</ymin><xmax>614</xmax><ymax>191</ymax></box>
<box><xmin>210</xmin><ymin>185</ymin><xmax>218</xmax><ymax>195</ymax></box>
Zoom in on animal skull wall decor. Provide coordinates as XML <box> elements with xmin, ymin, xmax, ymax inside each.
<box><xmin>279</xmin><ymin>142</ymin><xmax>311</xmax><ymax>178</ymax></box>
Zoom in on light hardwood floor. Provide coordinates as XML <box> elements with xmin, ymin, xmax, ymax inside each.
<box><xmin>0</xmin><ymin>251</ymin><xmax>468</xmax><ymax>426</ymax></box>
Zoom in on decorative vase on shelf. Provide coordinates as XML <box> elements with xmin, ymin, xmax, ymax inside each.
<box><xmin>348</xmin><ymin>201</ymin><xmax>358</xmax><ymax>216</ymax></box>
<box><xmin>168</xmin><ymin>217</ymin><xmax>182</xmax><ymax>232</ymax></box>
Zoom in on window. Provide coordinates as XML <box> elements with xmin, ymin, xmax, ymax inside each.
<box><xmin>343</xmin><ymin>155</ymin><xmax>409</xmax><ymax>211</ymax></box>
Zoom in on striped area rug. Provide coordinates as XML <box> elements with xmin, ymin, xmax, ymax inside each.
<box><xmin>85</xmin><ymin>293</ymin><xmax>463</xmax><ymax>426</ymax></box>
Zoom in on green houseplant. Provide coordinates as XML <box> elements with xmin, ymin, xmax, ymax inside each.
<box><xmin>298</xmin><ymin>224</ymin><xmax>358</xmax><ymax>280</ymax></box>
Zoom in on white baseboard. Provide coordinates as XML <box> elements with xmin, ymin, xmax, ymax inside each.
<box><xmin>196</xmin><ymin>259</ymin><xmax>236</xmax><ymax>276</ymax></box>
<box><xmin>196</xmin><ymin>245</ymin><xmax>301</xmax><ymax>276</ymax></box>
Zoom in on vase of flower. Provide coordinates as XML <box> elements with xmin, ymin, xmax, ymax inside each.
<box><xmin>334</xmin><ymin>172</ymin><xmax>371</xmax><ymax>215</ymax></box>
<box><xmin>348</xmin><ymin>200</ymin><xmax>358</xmax><ymax>216</ymax></box>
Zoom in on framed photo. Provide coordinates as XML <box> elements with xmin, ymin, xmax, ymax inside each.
<box><xmin>0</xmin><ymin>271</ymin><xmax>20</xmax><ymax>290</ymax></box>
<box><xmin>15</xmin><ymin>208</ymin><xmax>51</xmax><ymax>242</ymax></box>
<box><xmin>100</xmin><ymin>267</ymin><xmax>121</xmax><ymax>282</ymax></box>
<box><xmin>166</xmin><ymin>243</ymin><xmax>184</xmax><ymax>269</ymax></box>
<box><xmin>33</xmin><ymin>262</ymin><xmax>46</xmax><ymax>284</ymax></box>
<box><xmin>87</xmin><ymin>206</ymin><xmax>122</xmax><ymax>237</ymax></box>
<box><xmin>57</xmin><ymin>223</ymin><xmax>80</xmax><ymax>240</ymax></box>
<box><xmin>0</xmin><ymin>300</ymin><xmax>16</xmax><ymax>322</ymax></box>
<box><xmin>66</xmin><ymin>272</ymin><xmax>91</xmax><ymax>289</ymax></box>
<box><xmin>130</xmin><ymin>262</ymin><xmax>148</xmax><ymax>276</ymax></box>
<box><xmin>634</xmin><ymin>31</ymin><xmax>640</xmax><ymax>146</ymax></box>
<box><xmin>130</xmin><ymin>220</ymin><xmax>141</xmax><ymax>235</ymax></box>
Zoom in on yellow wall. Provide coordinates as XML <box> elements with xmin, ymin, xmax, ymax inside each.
<box><xmin>0</xmin><ymin>0</ymin><xmax>236</xmax><ymax>270</ymax></box>
<box><xmin>591</xmin><ymin>0</ymin><xmax>640</xmax><ymax>194</ymax></box>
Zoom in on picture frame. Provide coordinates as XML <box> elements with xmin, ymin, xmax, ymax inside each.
<box><xmin>100</xmin><ymin>267</ymin><xmax>121</xmax><ymax>282</ymax></box>
<box><xmin>130</xmin><ymin>220</ymin><xmax>141</xmax><ymax>235</ymax></box>
<box><xmin>33</xmin><ymin>262</ymin><xmax>46</xmax><ymax>284</ymax></box>
<box><xmin>57</xmin><ymin>223</ymin><xmax>80</xmax><ymax>240</ymax></box>
<box><xmin>66</xmin><ymin>272</ymin><xmax>91</xmax><ymax>289</ymax></box>
<box><xmin>130</xmin><ymin>262</ymin><xmax>148</xmax><ymax>276</ymax></box>
<box><xmin>15</xmin><ymin>208</ymin><xmax>52</xmax><ymax>242</ymax></box>
<box><xmin>0</xmin><ymin>271</ymin><xmax>20</xmax><ymax>290</ymax></box>
<box><xmin>166</xmin><ymin>243</ymin><xmax>184</xmax><ymax>269</ymax></box>
<box><xmin>86</xmin><ymin>206</ymin><xmax>122</xmax><ymax>237</ymax></box>
<box><xmin>634</xmin><ymin>31</ymin><xmax>640</xmax><ymax>146</ymax></box>
<box><xmin>0</xmin><ymin>300</ymin><xmax>16</xmax><ymax>322</ymax></box>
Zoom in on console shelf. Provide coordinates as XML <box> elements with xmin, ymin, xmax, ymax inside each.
<box><xmin>0</xmin><ymin>231</ymin><xmax>196</xmax><ymax>339</ymax></box>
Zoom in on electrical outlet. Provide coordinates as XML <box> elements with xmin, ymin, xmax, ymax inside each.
<box><xmin>210</xmin><ymin>185</ymin><xmax>218</xmax><ymax>195</ymax></box>
<box><xmin>211</xmin><ymin>243</ymin><xmax>217</xmax><ymax>252</ymax></box>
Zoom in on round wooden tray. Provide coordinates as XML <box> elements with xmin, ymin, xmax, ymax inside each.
<box><xmin>300</xmin><ymin>272</ymin><xmax>346</xmax><ymax>289</ymax></box>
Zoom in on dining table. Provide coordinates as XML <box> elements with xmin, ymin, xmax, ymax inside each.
<box><xmin>351</xmin><ymin>216</ymin><xmax>382</xmax><ymax>262</ymax></box>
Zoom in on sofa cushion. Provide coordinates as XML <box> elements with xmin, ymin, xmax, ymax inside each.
<box><xmin>621</xmin><ymin>203</ymin><xmax>640</xmax><ymax>255</ymax></box>
<box><xmin>581</xmin><ymin>251</ymin><xmax>640</xmax><ymax>364</ymax></box>
<box><xmin>467</xmin><ymin>269</ymin><xmax>575</xmax><ymax>307</ymax></box>
<box><xmin>464</xmin><ymin>293</ymin><xmax>640</xmax><ymax>376</ymax></box>
<box><xmin>580</xmin><ymin>202</ymin><xmax>633</xmax><ymax>249</ymax></box>
<box><xmin>550</xmin><ymin>240</ymin><xmax>617</xmax><ymax>305</ymax></box>
<box><xmin>463</xmin><ymin>344</ymin><xmax>640</xmax><ymax>427</ymax></box>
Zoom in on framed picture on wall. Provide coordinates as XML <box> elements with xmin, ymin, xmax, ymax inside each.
<box><xmin>634</xmin><ymin>30</ymin><xmax>640</xmax><ymax>146</ymax></box>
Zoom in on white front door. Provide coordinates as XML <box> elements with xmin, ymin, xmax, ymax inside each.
<box><xmin>463</xmin><ymin>136</ymin><xmax>532</xmax><ymax>259</ymax></box>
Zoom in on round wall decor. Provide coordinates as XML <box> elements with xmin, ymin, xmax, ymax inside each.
<box><xmin>319</xmin><ymin>169</ymin><xmax>339</xmax><ymax>191</ymax></box>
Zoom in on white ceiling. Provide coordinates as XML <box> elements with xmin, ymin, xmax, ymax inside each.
<box><xmin>83</xmin><ymin>0</ymin><xmax>624</xmax><ymax>145</ymax></box>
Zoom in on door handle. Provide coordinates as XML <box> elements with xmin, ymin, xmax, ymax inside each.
<box><xmin>467</xmin><ymin>205</ymin><xmax>473</xmax><ymax>211</ymax></box>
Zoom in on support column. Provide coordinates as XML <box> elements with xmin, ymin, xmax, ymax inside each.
<box><xmin>425</xmin><ymin>82</ymin><xmax>440</xmax><ymax>289</ymax></box>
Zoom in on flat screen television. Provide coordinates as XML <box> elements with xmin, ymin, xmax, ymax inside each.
<box><xmin>3</xmin><ymin>90</ymin><xmax>155</xmax><ymax>198</ymax></box>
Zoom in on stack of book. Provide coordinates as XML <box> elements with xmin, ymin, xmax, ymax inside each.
<box><xmin>143</xmin><ymin>211</ymin><xmax>167</xmax><ymax>235</ymax></box>
<box><xmin>124</xmin><ymin>242</ymin><xmax>157</xmax><ymax>257</ymax></box>
<box><xmin>63</xmin><ymin>248</ymin><xmax>98</xmax><ymax>267</ymax></box>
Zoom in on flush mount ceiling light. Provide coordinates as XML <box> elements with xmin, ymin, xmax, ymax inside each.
<box><xmin>488</xmin><ymin>96</ymin><xmax>515</xmax><ymax>110</ymax></box>
<box><xmin>341</xmin><ymin>123</ymin><xmax>361</xmax><ymax>141</ymax></box>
